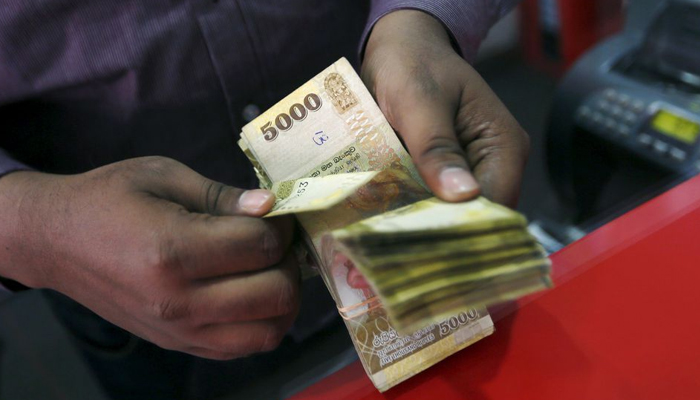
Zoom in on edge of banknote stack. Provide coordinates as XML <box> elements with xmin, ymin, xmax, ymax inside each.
<box><xmin>327</xmin><ymin>196</ymin><xmax>552</xmax><ymax>335</ymax></box>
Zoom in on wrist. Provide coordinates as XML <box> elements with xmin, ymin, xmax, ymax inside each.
<box><xmin>0</xmin><ymin>170</ymin><xmax>59</xmax><ymax>289</ymax></box>
<box><xmin>365</xmin><ymin>10</ymin><xmax>455</xmax><ymax>61</ymax></box>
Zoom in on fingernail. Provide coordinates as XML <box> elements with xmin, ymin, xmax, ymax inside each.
<box><xmin>238</xmin><ymin>189</ymin><xmax>274</xmax><ymax>213</ymax></box>
<box><xmin>439</xmin><ymin>168</ymin><xmax>479</xmax><ymax>199</ymax></box>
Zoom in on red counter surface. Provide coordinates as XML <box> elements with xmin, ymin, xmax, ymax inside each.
<box><xmin>291</xmin><ymin>175</ymin><xmax>700</xmax><ymax>400</ymax></box>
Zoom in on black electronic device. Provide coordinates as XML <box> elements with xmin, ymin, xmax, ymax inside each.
<box><xmin>546</xmin><ymin>0</ymin><xmax>700</xmax><ymax>224</ymax></box>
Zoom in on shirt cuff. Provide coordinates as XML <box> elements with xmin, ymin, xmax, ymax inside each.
<box><xmin>360</xmin><ymin>0</ymin><xmax>517</xmax><ymax>64</ymax></box>
<box><xmin>0</xmin><ymin>148</ymin><xmax>31</xmax><ymax>178</ymax></box>
<box><xmin>0</xmin><ymin>282</ymin><xmax>10</xmax><ymax>298</ymax></box>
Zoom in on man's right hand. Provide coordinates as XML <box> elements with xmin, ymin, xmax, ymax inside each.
<box><xmin>0</xmin><ymin>156</ymin><xmax>299</xmax><ymax>360</ymax></box>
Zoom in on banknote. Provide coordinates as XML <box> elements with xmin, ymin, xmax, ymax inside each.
<box><xmin>333</xmin><ymin>197</ymin><xmax>528</xmax><ymax>245</ymax></box>
<box><xmin>393</xmin><ymin>272</ymin><xmax>551</xmax><ymax>334</ymax></box>
<box><xmin>366</xmin><ymin>245</ymin><xmax>544</xmax><ymax>289</ymax></box>
<box><xmin>323</xmin><ymin>198</ymin><xmax>552</xmax><ymax>335</ymax></box>
<box><xmin>346</xmin><ymin>229</ymin><xmax>537</xmax><ymax>267</ymax></box>
<box><xmin>266</xmin><ymin>171</ymin><xmax>379</xmax><ymax>217</ymax></box>
<box><xmin>238</xmin><ymin>58</ymin><xmax>495</xmax><ymax>392</ymax></box>
<box><xmin>239</xmin><ymin>57</ymin><xmax>423</xmax><ymax>186</ymax></box>
<box><xmin>344</xmin><ymin>305</ymin><xmax>494</xmax><ymax>392</ymax></box>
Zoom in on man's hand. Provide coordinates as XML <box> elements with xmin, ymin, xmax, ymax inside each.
<box><xmin>362</xmin><ymin>10</ymin><xmax>530</xmax><ymax>207</ymax></box>
<box><xmin>0</xmin><ymin>157</ymin><xmax>299</xmax><ymax>360</ymax></box>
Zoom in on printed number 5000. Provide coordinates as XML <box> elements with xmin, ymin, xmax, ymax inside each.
<box><xmin>438</xmin><ymin>309</ymin><xmax>479</xmax><ymax>335</ymax></box>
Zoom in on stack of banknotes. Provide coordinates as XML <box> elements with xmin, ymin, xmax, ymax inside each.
<box><xmin>238</xmin><ymin>58</ymin><xmax>551</xmax><ymax>392</ymax></box>
<box><xmin>327</xmin><ymin>196</ymin><xmax>551</xmax><ymax>335</ymax></box>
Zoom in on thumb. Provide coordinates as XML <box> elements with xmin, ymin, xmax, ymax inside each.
<box><xmin>390</xmin><ymin>95</ymin><xmax>480</xmax><ymax>202</ymax></box>
<box><xmin>142</xmin><ymin>157</ymin><xmax>275</xmax><ymax>216</ymax></box>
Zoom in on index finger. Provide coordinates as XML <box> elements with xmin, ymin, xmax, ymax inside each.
<box><xmin>160</xmin><ymin>206</ymin><xmax>295</xmax><ymax>280</ymax></box>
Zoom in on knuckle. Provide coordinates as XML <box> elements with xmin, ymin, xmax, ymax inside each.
<box><xmin>470</xmin><ymin>143</ymin><xmax>497</xmax><ymax>163</ymax></box>
<box><xmin>227</xmin><ymin>288</ymin><xmax>258</xmax><ymax>319</ymax></box>
<box><xmin>419</xmin><ymin>135</ymin><xmax>465</xmax><ymax>163</ymax></box>
<box><xmin>139</xmin><ymin>236</ymin><xmax>164</xmax><ymax>273</ymax></box>
<box><xmin>516</xmin><ymin>127</ymin><xmax>531</xmax><ymax>156</ymax></box>
<box><xmin>100</xmin><ymin>156</ymin><xmax>182</xmax><ymax>192</ymax></box>
<box><xmin>272</xmin><ymin>276</ymin><xmax>300</xmax><ymax>317</ymax></box>
<box><xmin>151</xmin><ymin>295</ymin><xmax>192</xmax><ymax>322</ymax></box>
<box><xmin>139</xmin><ymin>156</ymin><xmax>178</xmax><ymax>173</ymax></box>
<box><xmin>470</xmin><ymin>120</ymin><xmax>500</xmax><ymax>140</ymax></box>
<box><xmin>259</xmin><ymin>229</ymin><xmax>284</xmax><ymax>266</ymax></box>
<box><xmin>155</xmin><ymin>233</ymin><xmax>183</xmax><ymax>272</ymax></box>
<box><xmin>200</xmin><ymin>179</ymin><xmax>227</xmax><ymax>215</ymax></box>
<box><xmin>258</xmin><ymin>325</ymin><xmax>286</xmax><ymax>353</ymax></box>
<box><xmin>137</xmin><ymin>156</ymin><xmax>181</xmax><ymax>183</ymax></box>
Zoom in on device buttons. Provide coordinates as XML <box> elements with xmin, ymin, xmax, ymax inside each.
<box><xmin>618</xmin><ymin>94</ymin><xmax>631</xmax><ymax>107</ymax></box>
<box><xmin>604</xmin><ymin>118</ymin><xmax>617</xmax><ymax>132</ymax></box>
<box><xmin>617</xmin><ymin>124</ymin><xmax>631</xmax><ymax>137</ymax></box>
<box><xmin>652</xmin><ymin>140</ymin><xmax>670</xmax><ymax>155</ymax></box>
<box><xmin>585</xmin><ymin>91</ymin><xmax>648</xmax><ymax>141</ymax></box>
<box><xmin>669</xmin><ymin>148</ymin><xmax>687</xmax><ymax>163</ymax></box>
<box><xmin>603</xmin><ymin>89</ymin><xmax>618</xmax><ymax>101</ymax></box>
<box><xmin>599</xmin><ymin>88</ymin><xmax>647</xmax><ymax>114</ymax></box>
<box><xmin>610</xmin><ymin>105</ymin><xmax>624</xmax><ymax>117</ymax></box>
<box><xmin>592</xmin><ymin>112</ymin><xmax>604</xmax><ymax>125</ymax></box>
<box><xmin>631</xmin><ymin>100</ymin><xmax>646</xmax><ymax>113</ymax></box>
<box><xmin>638</xmin><ymin>133</ymin><xmax>654</xmax><ymax>146</ymax></box>
<box><xmin>623</xmin><ymin>111</ymin><xmax>638</xmax><ymax>125</ymax></box>
<box><xmin>577</xmin><ymin>106</ymin><xmax>592</xmax><ymax>120</ymax></box>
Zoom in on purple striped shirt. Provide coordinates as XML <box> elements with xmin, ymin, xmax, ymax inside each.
<box><xmin>0</xmin><ymin>0</ymin><xmax>518</xmax><ymax>290</ymax></box>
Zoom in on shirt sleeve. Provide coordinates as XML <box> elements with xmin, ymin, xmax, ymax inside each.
<box><xmin>361</xmin><ymin>0</ymin><xmax>522</xmax><ymax>63</ymax></box>
<box><xmin>0</xmin><ymin>148</ymin><xmax>31</xmax><ymax>178</ymax></box>
<box><xmin>0</xmin><ymin>284</ymin><xmax>10</xmax><ymax>298</ymax></box>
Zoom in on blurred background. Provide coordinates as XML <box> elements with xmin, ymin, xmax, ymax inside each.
<box><xmin>478</xmin><ymin>0</ymin><xmax>626</xmax><ymax>239</ymax></box>
<box><xmin>4</xmin><ymin>0</ymin><xmax>700</xmax><ymax>398</ymax></box>
<box><xmin>482</xmin><ymin>0</ymin><xmax>699</xmax><ymax>253</ymax></box>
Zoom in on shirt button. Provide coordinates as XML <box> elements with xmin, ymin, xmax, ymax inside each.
<box><xmin>242</xmin><ymin>104</ymin><xmax>261</xmax><ymax>122</ymax></box>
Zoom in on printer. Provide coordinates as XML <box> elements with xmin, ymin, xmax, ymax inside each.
<box><xmin>545</xmin><ymin>0</ymin><xmax>700</xmax><ymax>227</ymax></box>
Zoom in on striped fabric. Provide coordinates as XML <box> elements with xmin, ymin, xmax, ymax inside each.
<box><xmin>0</xmin><ymin>0</ymin><xmax>519</xmax><ymax>291</ymax></box>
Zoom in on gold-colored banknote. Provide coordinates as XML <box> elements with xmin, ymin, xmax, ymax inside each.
<box><xmin>238</xmin><ymin>58</ymin><xmax>495</xmax><ymax>392</ymax></box>
<box><xmin>266</xmin><ymin>171</ymin><xmax>379</xmax><ymax>217</ymax></box>
<box><xmin>334</xmin><ymin>197</ymin><xmax>528</xmax><ymax>245</ymax></box>
<box><xmin>239</xmin><ymin>57</ymin><xmax>423</xmax><ymax>188</ymax></box>
<box><xmin>324</xmin><ymin>196</ymin><xmax>552</xmax><ymax>334</ymax></box>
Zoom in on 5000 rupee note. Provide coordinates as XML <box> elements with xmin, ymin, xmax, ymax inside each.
<box><xmin>237</xmin><ymin>58</ymin><xmax>495</xmax><ymax>392</ymax></box>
